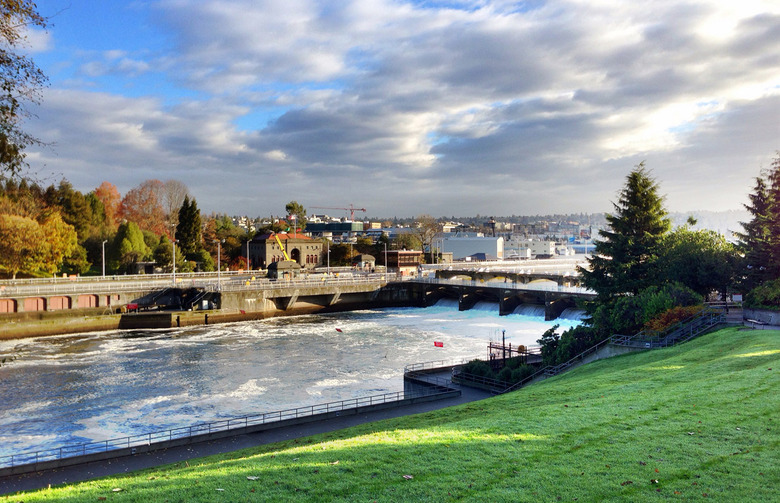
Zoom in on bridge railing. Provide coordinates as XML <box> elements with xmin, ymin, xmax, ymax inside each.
<box><xmin>0</xmin><ymin>273</ymin><xmax>394</xmax><ymax>299</ymax></box>
<box><xmin>407</xmin><ymin>276</ymin><xmax>594</xmax><ymax>295</ymax></box>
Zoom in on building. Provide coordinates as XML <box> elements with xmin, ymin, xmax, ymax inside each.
<box><xmin>443</xmin><ymin>236</ymin><xmax>504</xmax><ymax>261</ymax></box>
<box><xmin>380</xmin><ymin>250</ymin><xmax>423</xmax><ymax>276</ymax></box>
<box><xmin>506</xmin><ymin>238</ymin><xmax>556</xmax><ymax>258</ymax></box>
<box><xmin>248</xmin><ymin>233</ymin><xmax>324</xmax><ymax>270</ymax></box>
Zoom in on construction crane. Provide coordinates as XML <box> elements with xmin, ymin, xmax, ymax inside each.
<box><xmin>273</xmin><ymin>233</ymin><xmax>292</xmax><ymax>261</ymax></box>
<box><xmin>311</xmin><ymin>204</ymin><xmax>367</xmax><ymax>222</ymax></box>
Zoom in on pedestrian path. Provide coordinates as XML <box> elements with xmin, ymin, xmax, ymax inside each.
<box><xmin>0</xmin><ymin>381</ymin><xmax>490</xmax><ymax>495</ymax></box>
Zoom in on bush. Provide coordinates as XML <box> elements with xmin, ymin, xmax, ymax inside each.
<box><xmin>511</xmin><ymin>364</ymin><xmax>536</xmax><ymax>382</ymax></box>
<box><xmin>462</xmin><ymin>359</ymin><xmax>493</xmax><ymax>378</ymax></box>
<box><xmin>644</xmin><ymin>305</ymin><xmax>704</xmax><ymax>333</ymax></box>
<box><xmin>744</xmin><ymin>279</ymin><xmax>780</xmax><ymax>311</ymax></box>
<box><xmin>497</xmin><ymin>366</ymin><xmax>513</xmax><ymax>383</ymax></box>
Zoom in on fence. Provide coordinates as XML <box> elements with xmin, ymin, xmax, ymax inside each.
<box><xmin>0</xmin><ymin>381</ymin><xmax>456</xmax><ymax>472</ymax></box>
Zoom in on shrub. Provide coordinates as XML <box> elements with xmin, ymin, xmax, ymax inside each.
<box><xmin>511</xmin><ymin>364</ymin><xmax>536</xmax><ymax>382</ymax></box>
<box><xmin>644</xmin><ymin>305</ymin><xmax>704</xmax><ymax>333</ymax></box>
<box><xmin>744</xmin><ymin>279</ymin><xmax>780</xmax><ymax>311</ymax></box>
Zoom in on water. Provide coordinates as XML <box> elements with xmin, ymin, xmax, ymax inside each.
<box><xmin>0</xmin><ymin>302</ymin><xmax>579</xmax><ymax>457</ymax></box>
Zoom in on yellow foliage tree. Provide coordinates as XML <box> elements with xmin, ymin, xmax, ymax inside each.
<box><xmin>0</xmin><ymin>212</ymin><xmax>77</xmax><ymax>278</ymax></box>
<box><xmin>0</xmin><ymin>214</ymin><xmax>44</xmax><ymax>278</ymax></box>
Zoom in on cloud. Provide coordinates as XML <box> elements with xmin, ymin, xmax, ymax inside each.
<box><xmin>24</xmin><ymin>0</ymin><xmax>780</xmax><ymax>217</ymax></box>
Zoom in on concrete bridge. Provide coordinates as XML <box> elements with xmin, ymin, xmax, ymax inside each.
<box><xmin>0</xmin><ymin>271</ymin><xmax>594</xmax><ymax>338</ymax></box>
<box><xmin>434</xmin><ymin>262</ymin><xmax>584</xmax><ymax>288</ymax></box>
<box><xmin>407</xmin><ymin>277</ymin><xmax>595</xmax><ymax>320</ymax></box>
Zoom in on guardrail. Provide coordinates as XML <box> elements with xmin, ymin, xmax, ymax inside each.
<box><xmin>408</xmin><ymin>277</ymin><xmax>594</xmax><ymax>295</ymax></box>
<box><xmin>0</xmin><ymin>273</ymin><xmax>395</xmax><ymax>298</ymax></box>
<box><xmin>0</xmin><ymin>382</ymin><xmax>455</xmax><ymax>471</ymax></box>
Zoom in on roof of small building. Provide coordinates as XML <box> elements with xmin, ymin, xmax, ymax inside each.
<box><xmin>267</xmin><ymin>260</ymin><xmax>302</xmax><ymax>270</ymax></box>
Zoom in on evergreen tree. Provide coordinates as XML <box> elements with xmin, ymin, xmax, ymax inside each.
<box><xmin>765</xmin><ymin>155</ymin><xmax>780</xmax><ymax>279</ymax></box>
<box><xmin>175</xmin><ymin>196</ymin><xmax>202</xmax><ymax>258</ymax></box>
<box><xmin>579</xmin><ymin>162</ymin><xmax>671</xmax><ymax>300</ymax></box>
<box><xmin>735</xmin><ymin>175</ymin><xmax>772</xmax><ymax>291</ymax></box>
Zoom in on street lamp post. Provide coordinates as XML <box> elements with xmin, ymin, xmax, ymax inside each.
<box><xmin>172</xmin><ymin>239</ymin><xmax>177</xmax><ymax>285</ymax></box>
<box><xmin>213</xmin><ymin>239</ymin><xmax>223</xmax><ymax>290</ymax></box>
<box><xmin>101</xmin><ymin>240</ymin><xmax>108</xmax><ymax>277</ymax></box>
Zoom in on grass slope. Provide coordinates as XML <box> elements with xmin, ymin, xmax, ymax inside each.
<box><xmin>7</xmin><ymin>327</ymin><xmax>778</xmax><ymax>502</ymax></box>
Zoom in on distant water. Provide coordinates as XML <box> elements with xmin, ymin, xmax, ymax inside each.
<box><xmin>0</xmin><ymin>302</ymin><xmax>580</xmax><ymax>457</ymax></box>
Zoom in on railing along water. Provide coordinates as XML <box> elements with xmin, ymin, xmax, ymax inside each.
<box><xmin>0</xmin><ymin>378</ymin><xmax>455</xmax><ymax>471</ymax></box>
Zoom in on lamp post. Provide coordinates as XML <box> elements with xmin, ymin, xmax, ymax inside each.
<box><xmin>172</xmin><ymin>239</ymin><xmax>177</xmax><ymax>285</ymax></box>
<box><xmin>213</xmin><ymin>239</ymin><xmax>223</xmax><ymax>290</ymax></box>
<box><xmin>384</xmin><ymin>242</ymin><xmax>387</xmax><ymax>282</ymax></box>
<box><xmin>101</xmin><ymin>240</ymin><xmax>108</xmax><ymax>277</ymax></box>
<box><xmin>327</xmin><ymin>241</ymin><xmax>330</xmax><ymax>276</ymax></box>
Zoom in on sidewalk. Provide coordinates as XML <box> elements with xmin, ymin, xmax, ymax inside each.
<box><xmin>0</xmin><ymin>381</ymin><xmax>491</xmax><ymax>495</ymax></box>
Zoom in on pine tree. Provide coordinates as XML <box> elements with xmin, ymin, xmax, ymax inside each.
<box><xmin>735</xmin><ymin>175</ymin><xmax>772</xmax><ymax>291</ymax></box>
<box><xmin>175</xmin><ymin>196</ymin><xmax>202</xmax><ymax>258</ymax></box>
<box><xmin>765</xmin><ymin>155</ymin><xmax>780</xmax><ymax>280</ymax></box>
<box><xmin>579</xmin><ymin>162</ymin><xmax>671</xmax><ymax>300</ymax></box>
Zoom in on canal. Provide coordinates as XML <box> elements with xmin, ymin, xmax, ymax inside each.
<box><xmin>0</xmin><ymin>301</ymin><xmax>581</xmax><ymax>457</ymax></box>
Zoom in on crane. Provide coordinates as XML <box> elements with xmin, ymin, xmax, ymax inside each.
<box><xmin>311</xmin><ymin>204</ymin><xmax>367</xmax><ymax>222</ymax></box>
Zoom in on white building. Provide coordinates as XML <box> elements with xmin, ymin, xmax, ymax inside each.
<box><xmin>443</xmin><ymin>236</ymin><xmax>504</xmax><ymax>261</ymax></box>
<box><xmin>506</xmin><ymin>238</ymin><xmax>556</xmax><ymax>258</ymax></box>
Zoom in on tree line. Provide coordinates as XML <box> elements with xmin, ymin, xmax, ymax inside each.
<box><xmin>538</xmin><ymin>154</ymin><xmax>780</xmax><ymax>366</ymax></box>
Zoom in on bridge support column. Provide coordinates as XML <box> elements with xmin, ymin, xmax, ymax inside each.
<box><xmin>499</xmin><ymin>292</ymin><xmax>522</xmax><ymax>316</ymax></box>
<box><xmin>458</xmin><ymin>291</ymin><xmax>478</xmax><ymax>311</ymax></box>
<box><xmin>278</xmin><ymin>290</ymin><xmax>300</xmax><ymax>310</ymax></box>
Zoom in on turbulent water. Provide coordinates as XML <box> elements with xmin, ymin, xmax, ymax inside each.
<box><xmin>0</xmin><ymin>301</ymin><xmax>581</xmax><ymax>457</ymax></box>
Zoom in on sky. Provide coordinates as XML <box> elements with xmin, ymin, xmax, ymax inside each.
<box><xmin>19</xmin><ymin>0</ymin><xmax>780</xmax><ymax>218</ymax></box>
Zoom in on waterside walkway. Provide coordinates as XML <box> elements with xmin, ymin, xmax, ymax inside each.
<box><xmin>0</xmin><ymin>369</ymin><xmax>490</xmax><ymax>495</ymax></box>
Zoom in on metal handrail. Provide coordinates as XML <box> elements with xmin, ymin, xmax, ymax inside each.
<box><xmin>0</xmin><ymin>382</ymin><xmax>454</xmax><ymax>470</ymax></box>
<box><xmin>0</xmin><ymin>274</ymin><xmax>392</xmax><ymax>299</ymax></box>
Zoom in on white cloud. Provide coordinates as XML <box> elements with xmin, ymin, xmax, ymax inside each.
<box><xmin>24</xmin><ymin>0</ymin><xmax>780</xmax><ymax>216</ymax></box>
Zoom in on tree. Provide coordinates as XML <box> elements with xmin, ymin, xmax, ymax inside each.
<box><xmin>0</xmin><ymin>211</ymin><xmax>77</xmax><ymax>278</ymax></box>
<box><xmin>0</xmin><ymin>1</ymin><xmax>48</xmax><ymax>177</ymax></box>
<box><xmin>109</xmin><ymin>221</ymin><xmax>150</xmax><ymax>273</ymax></box>
<box><xmin>175</xmin><ymin>196</ymin><xmax>202</xmax><ymax>257</ymax></box>
<box><xmin>285</xmin><ymin>200</ymin><xmax>307</xmax><ymax>232</ymax></box>
<box><xmin>93</xmin><ymin>181</ymin><xmax>121</xmax><ymax>230</ymax></box>
<box><xmin>38</xmin><ymin>211</ymin><xmax>78</xmax><ymax>275</ymax></box>
<box><xmin>0</xmin><ymin>213</ymin><xmax>43</xmax><ymax>278</ymax></box>
<box><xmin>153</xmin><ymin>235</ymin><xmax>184</xmax><ymax>272</ymax></box>
<box><xmin>120</xmin><ymin>180</ymin><xmax>167</xmax><ymax>236</ymax></box>
<box><xmin>44</xmin><ymin>180</ymin><xmax>93</xmax><ymax>239</ymax></box>
<box><xmin>736</xmin><ymin>154</ymin><xmax>780</xmax><ymax>291</ymax></box>
<box><xmin>580</xmin><ymin>163</ymin><xmax>671</xmax><ymax>300</ymax></box>
<box><xmin>656</xmin><ymin>226</ymin><xmax>738</xmax><ymax>299</ymax></box>
<box><xmin>764</xmin><ymin>154</ymin><xmax>780</xmax><ymax>279</ymax></box>
<box><xmin>161</xmin><ymin>180</ymin><xmax>189</xmax><ymax>228</ymax></box>
<box><xmin>414</xmin><ymin>214</ymin><xmax>440</xmax><ymax>262</ymax></box>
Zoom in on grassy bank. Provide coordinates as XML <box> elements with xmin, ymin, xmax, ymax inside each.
<box><xmin>7</xmin><ymin>326</ymin><xmax>778</xmax><ymax>502</ymax></box>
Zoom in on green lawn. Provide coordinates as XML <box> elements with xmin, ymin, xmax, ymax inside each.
<box><xmin>7</xmin><ymin>326</ymin><xmax>779</xmax><ymax>502</ymax></box>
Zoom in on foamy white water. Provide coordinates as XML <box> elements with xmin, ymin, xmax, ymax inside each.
<box><xmin>0</xmin><ymin>302</ymin><xmax>580</xmax><ymax>456</ymax></box>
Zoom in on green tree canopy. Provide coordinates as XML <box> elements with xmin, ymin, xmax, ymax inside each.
<box><xmin>110</xmin><ymin>221</ymin><xmax>150</xmax><ymax>273</ymax></box>
<box><xmin>656</xmin><ymin>226</ymin><xmax>738</xmax><ymax>298</ymax></box>
<box><xmin>285</xmin><ymin>200</ymin><xmax>307</xmax><ymax>231</ymax></box>
<box><xmin>175</xmin><ymin>195</ymin><xmax>202</xmax><ymax>258</ymax></box>
<box><xmin>580</xmin><ymin>162</ymin><xmax>671</xmax><ymax>300</ymax></box>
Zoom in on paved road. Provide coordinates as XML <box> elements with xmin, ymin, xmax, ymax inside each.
<box><xmin>0</xmin><ymin>380</ymin><xmax>492</xmax><ymax>496</ymax></box>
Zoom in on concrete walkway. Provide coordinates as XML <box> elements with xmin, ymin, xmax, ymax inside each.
<box><xmin>0</xmin><ymin>380</ymin><xmax>492</xmax><ymax>496</ymax></box>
